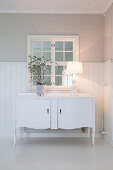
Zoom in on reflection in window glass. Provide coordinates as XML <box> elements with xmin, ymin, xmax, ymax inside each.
<box><xmin>65</xmin><ymin>52</ymin><xmax>73</xmax><ymax>61</ymax></box>
<box><xmin>55</xmin><ymin>76</ymin><xmax>62</xmax><ymax>86</ymax></box>
<box><xmin>55</xmin><ymin>41</ymin><xmax>63</xmax><ymax>51</ymax></box>
<box><xmin>33</xmin><ymin>52</ymin><xmax>42</xmax><ymax>58</ymax></box>
<box><xmin>43</xmin><ymin>41</ymin><xmax>51</xmax><ymax>51</ymax></box>
<box><xmin>65</xmin><ymin>41</ymin><xmax>73</xmax><ymax>51</ymax></box>
<box><xmin>55</xmin><ymin>52</ymin><xmax>63</xmax><ymax>61</ymax></box>
<box><xmin>44</xmin><ymin>66</ymin><xmax>51</xmax><ymax>75</ymax></box>
<box><xmin>44</xmin><ymin>76</ymin><xmax>51</xmax><ymax>85</ymax></box>
<box><xmin>55</xmin><ymin>66</ymin><xmax>63</xmax><ymax>75</ymax></box>
<box><xmin>43</xmin><ymin>52</ymin><xmax>51</xmax><ymax>61</ymax></box>
<box><xmin>33</xmin><ymin>76</ymin><xmax>38</xmax><ymax>85</ymax></box>
<box><xmin>33</xmin><ymin>41</ymin><xmax>41</xmax><ymax>51</ymax></box>
<box><xmin>62</xmin><ymin>75</ymin><xmax>72</xmax><ymax>86</ymax></box>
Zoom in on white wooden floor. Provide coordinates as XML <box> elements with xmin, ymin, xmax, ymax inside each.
<box><xmin>0</xmin><ymin>137</ymin><xmax>113</xmax><ymax>170</ymax></box>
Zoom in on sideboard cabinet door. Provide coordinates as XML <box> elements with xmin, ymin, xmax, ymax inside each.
<box><xmin>58</xmin><ymin>98</ymin><xmax>93</xmax><ymax>129</ymax></box>
<box><xmin>16</xmin><ymin>99</ymin><xmax>50</xmax><ymax>129</ymax></box>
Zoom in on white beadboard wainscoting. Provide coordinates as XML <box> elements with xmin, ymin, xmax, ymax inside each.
<box><xmin>0</xmin><ymin>62</ymin><xmax>27</xmax><ymax>136</ymax></box>
<box><xmin>104</xmin><ymin>61</ymin><xmax>113</xmax><ymax>144</ymax></box>
<box><xmin>0</xmin><ymin>62</ymin><xmax>104</xmax><ymax>137</ymax></box>
<box><xmin>78</xmin><ymin>62</ymin><xmax>104</xmax><ymax>132</ymax></box>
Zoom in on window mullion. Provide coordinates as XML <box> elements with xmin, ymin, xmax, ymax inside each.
<box><xmin>30</xmin><ymin>40</ymin><xmax>33</xmax><ymax>87</ymax></box>
<box><xmin>41</xmin><ymin>41</ymin><xmax>43</xmax><ymax>58</ymax></box>
<box><xmin>51</xmin><ymin>40</ymin><xmax>55</xmax><ymax>85</ymax></box>
<box><xmin>63</xmin><ymin>41</ymin><xmax>65</xmax><ymax>62</ymax></box>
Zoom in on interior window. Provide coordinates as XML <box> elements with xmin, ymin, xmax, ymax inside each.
<box><xmin>27</xmin><ymin>36</ymin><xmax>79</xmax><ymax>87</ymax></box>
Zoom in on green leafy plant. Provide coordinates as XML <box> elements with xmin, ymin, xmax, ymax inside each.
<box><xmin>28</xmin><ymin>56</ymin><xmax>51</xmax><ymax>85</ymax></box>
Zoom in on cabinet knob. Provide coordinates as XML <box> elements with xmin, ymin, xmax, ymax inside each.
<box><xmin>59</xmin><ymin>109</ymin><xmax>62</xmax><ymax>114</ymax></box>
<box><xmin>47</xmin><ymin>109</ymin><xmax>49</xmax><ymax>114</ymax></box>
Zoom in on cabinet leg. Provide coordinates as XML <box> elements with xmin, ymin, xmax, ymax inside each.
<box><xmin>88</xmin><ymin>127</ymin><xmax>90</xmax><ymax>138</ymax></box>
<box><xmin>92</xmin><ymin>127</ymin><xmax>95</xmax><ymax>146</ymax></box>
<box><xmin>21</xmin><ymin>128</ymin><xmax>23</xmax><ymax>138</ymax></box>
<box><xmin>13</xmin><ymin>128</ymin><xmax>16</xmax><ymax>147</ymax></box>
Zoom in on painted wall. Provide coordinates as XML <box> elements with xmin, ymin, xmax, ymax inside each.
<box><xmin>0</xmin><ymin>14</ymin><xmax>104</xmax><ymax>62</ymax></box>
<box><xmin>104</xmin><ymin>4</ymin><xmax>113</xmax><ymax>61</ymax></box>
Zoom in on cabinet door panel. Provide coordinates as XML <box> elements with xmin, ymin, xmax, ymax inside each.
<box><xmin>16</xmin><ymin>99</ymin><xmax>50</xmax><ymax>129</ymax></box>
<box><xmin>58</xmin><ymin>98</ymin><xmax>93</xmax><ymax>129</ymax></box>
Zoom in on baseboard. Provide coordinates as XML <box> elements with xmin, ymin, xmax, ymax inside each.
<box><xmin>104</xmin><ymin>135</ymin><xmax>113</xmax><ymax>147</ymax></box>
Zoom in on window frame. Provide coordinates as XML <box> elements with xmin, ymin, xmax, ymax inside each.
<box><xmin>27</xmin><ymin>35</ymin><xmax>79</xmax><ymax>87</ymax></box>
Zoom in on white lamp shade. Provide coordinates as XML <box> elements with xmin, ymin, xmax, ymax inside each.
<box><xmin>66</xmin><ymin>61</ymin><xmax>83</xmax><ymax>74</ymax></box>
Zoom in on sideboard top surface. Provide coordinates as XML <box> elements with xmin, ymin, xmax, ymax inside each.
<box><xmin>16</xmin><ymin>92</ymin><xmax>95</xmax><ymax>99</ymax></box>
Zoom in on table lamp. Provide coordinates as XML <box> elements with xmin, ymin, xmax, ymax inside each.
<box><xmin>66</xmin><ymin>61</ymin><xmax>83</xmax><ymax>95</ymax></box>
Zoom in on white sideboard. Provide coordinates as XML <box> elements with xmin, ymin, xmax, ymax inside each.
<box><xmin>14</xmin><ymin>93</ymin><xmax>95</xmax><ymax>146</ymax></box>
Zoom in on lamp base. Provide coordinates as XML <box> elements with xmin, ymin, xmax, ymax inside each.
<box><xmin>71</xmin><ymin>73</ymin><xmax>78</xmax><ymax>96</ymax></box>
<box><xmin>70</xmin><ymin>92</ymin><xmax>78</xmax><ymax>97</ymax></box>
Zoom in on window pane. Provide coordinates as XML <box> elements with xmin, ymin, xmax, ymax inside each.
<box><xmin>43</xmin><ymin>52</ymin><xmax>51</xmax><ymax>61</ymax></box>
<box><xmin>65</xmin><ymin>52</ymin><xmax>73</xmax><ymax>61</ymax></box>
<box><xmin>55</xmin><ymin>66</ymin><xmax>63</xmax><ymax>75</ymax></box>
<box><xmin>55</xmin><ymin>76</ymin><xmax>62</xmax><ymax>86</ymax></box>
<box><xmin>33</xmin><ymin>76</ymin><xmax>38</xmax><ymax>85</ymax></box>
<box><xmin>55</xmin><ymin>52</ymin><xmax>63</xmax><ymax>61</ymax></box>
<box><xmin>44</xmin><ymin>76</ymin><xmax>51</xmax><ymax>85</ymax></box>
<box><xmin>44</xmin><ymin>66</ymin><xmax>51</xmax><ymax>75</ymax></box>
<box><xmin>65</xmin><ymin>41</ymin><xmax>73</xmax><ymax>51</ymax></box>
<box><xmin>55</xmin><ymin>41</ymin><xmax>63</xmax><ymax>51</ymax></box>
<box><xmin>43</xmin><ymin>41</ymin><xmax>51</xmax><ymax>51</ymax></box>
<box><xmin>33</xmin><ymin>75</ymin><xmax>51</xmax><ymax>85</ymax></box>
<box><xmin>33</xmin><ymin>41</ymin><xmax>41</xmax><ymax>51</ymax></box>
<box><xmin>33</xmin><ymin>52</ymin><xmax>42</xmax><ymax>58</ymax></box>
